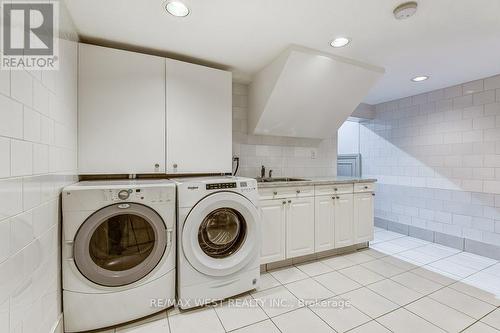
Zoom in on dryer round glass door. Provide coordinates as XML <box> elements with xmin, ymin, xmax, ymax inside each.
<box><xmin>73</xmin><ymin>203</ymin><xmax>168</xmax><ymax>287</ymax></box>
<box><xmin>182</xmin><ymin>192</ymin><xmax>260</xmax><ymax>277</ymax></box>
<box><xmin>198</xmin><ymin>208</ymin><xmax>247</xmax><ymax>258</ymax></box>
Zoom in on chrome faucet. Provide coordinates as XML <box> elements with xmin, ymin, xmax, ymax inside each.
<box><xmin>261</xmin><ymin>165</ymin><xmax>266</xmax><ymax>178</ymax></box>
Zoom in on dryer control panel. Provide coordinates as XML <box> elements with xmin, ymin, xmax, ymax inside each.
<box><xmin>206</xmin><ymin>182</ymin><xmax>237</xmax><ymax>190</ymax></box>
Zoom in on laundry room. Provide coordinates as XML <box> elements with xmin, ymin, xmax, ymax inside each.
<box><xmin>1</xmin><ymin>1</ymin><xmax>500</xmax><ymax>333</ymax></box>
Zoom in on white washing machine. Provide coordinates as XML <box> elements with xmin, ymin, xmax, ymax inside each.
<box><xmin>174</xmin><ymin>176</ymin><xmax>261</xmax><ymax>309</ymax></box>
<box><xmin>62</xmin><ymin>180</ymin><xmax>176</xmax><ymax>332</ymax></box>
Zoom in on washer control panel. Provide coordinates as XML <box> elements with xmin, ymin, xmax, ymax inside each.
<box><xmin>104</xmin><ymin>187</ymin><xmax>172</xmax><ymax>203</ymax></box>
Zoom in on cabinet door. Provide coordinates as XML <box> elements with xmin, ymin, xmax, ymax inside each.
<box><xmin>78</xmin><ymin>44</ymin><xmax>165</xmax><ymax>174</ymax></box>
<box><xmin>165</xmin><ymin>58</ymin><xmax>232</xmax><ymax>174</ymax></box>
<box><xmin>315</xmin><ymin>195</ymin><xmax>335</xmax><ymax>252</ymax></box>
<box><xmin>334</xmin><ymin>194</ymin><xmax>354</xmax><ymax>248</ymax></box>
<box><xmin>286</xmin><ymin>197</ymin><xmax>315</xmax><ymax>258</ymax></box>
<box><xmin>260</xmin><ymin>199</ymin><xmax>286</xmax><ymax>264</ymax></box>
<box><xmin>354</xmin><ymin>192</ymin><xmax>374</xmax><ymax>243</ymax></box>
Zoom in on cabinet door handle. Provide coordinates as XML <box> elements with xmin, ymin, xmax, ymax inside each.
<box><xmin>282</xmin><ymin>201</ymin><xmax>286</xmax><ymax>205</ymax></box>
<box><xmin>173</xmin><ymin>163</ymin><xmax>178</xmax><ymax>169</ymax></box>
<box><xmin>273</xmin><ymin>191</ymin><xmax>278</xmax><ymax>195</ymax></box>
<box><xmin>372</xmin><ymin>193</ymin><xmax>375</xmax><ymax>196</ymax></box>
<box><xmin>296</xmin><ymin>190</ymin><xmax>301</xmax><ymax>194</ymax></box>
<box><xmin>154</xmin><ymin>163</ymin><xmax>160</xmax><ymax>169</ymax></box>
<box><xmin>364</xmin><ymin>186</ymin><xmax>368</xmax><ymax>189</ymax></box>
<box><xmin>288</xmin><ymin>200</ymin><xmax>292</xmax><ymax>203</ymax></box>
<box><xmin>334</xmin><ymin>188</ymin><xmax>338</xmax><ymax>191</ymax></box>
<box><xmin>332</xmin><ymin>196</ymin><xmax>336</xmax><ymax>200</ymax></box>
<box><xmin>336</xmin><ymin>196</ymin><xmax>340</xmax><ymax>199</ymax></box>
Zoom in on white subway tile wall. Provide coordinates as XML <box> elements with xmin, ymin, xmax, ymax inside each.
<box><xmin>361</xmin><ymin>74</ymin><xmax>500</xmax><ymax>247</ymax></box>
<box><xmin>0</xmin><ymin>5</ymin><xmax>79</xmax><ymax>332</ymax></box>
<box><xmin>232</xmin><ymin>83</ymin><xmax>337</xmax><ymax>178</ymax></box>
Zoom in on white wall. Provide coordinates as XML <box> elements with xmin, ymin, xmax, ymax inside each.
<box><xmin>338</xmin><ymin>120</ymin><xmax>360</xmax><ymax>155</ymax></box>
<box><xmin>361</xmin><ymin>74</ymin><xmax>500</xmax><ymax>246</ymax></box>
<box><xmin>0</xmin><ymin>4</ymin><xmax>79</xmax><ymax>333</ymax></box>
<box><xmin>233</xmin><ymin>83</ymin><xmax>337</xmax><ymax>178</ymax></box>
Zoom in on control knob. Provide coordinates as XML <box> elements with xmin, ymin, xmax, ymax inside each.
<box><xmin>118</xmin><ymin>190</ymin><xmax>130</xmax><ymax>200</ymax></box>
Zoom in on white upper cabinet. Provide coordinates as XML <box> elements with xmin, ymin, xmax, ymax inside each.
<box><xmin>78</xmin><ymin>44</ymin><xmax>166</xmax><ymax>174</ymax></box>
<box><xmin>165</xmin><ymin>58</ymin><xmax>232</xmax><ymax>174</ymax></box>
<box><xmin>78</xmin><ymin>44</ymin><xmax>233</xmax><ymax>175</ymax></box>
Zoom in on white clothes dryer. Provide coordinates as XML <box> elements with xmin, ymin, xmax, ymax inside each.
<box><xmin>173</xmin><ymin>176</ymin><xmax>261</xmax><ymax>309</ymax></box>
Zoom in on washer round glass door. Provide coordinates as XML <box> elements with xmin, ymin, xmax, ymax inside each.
<box><xmin>74</xmin><ymin>203</ymin><xmax>167</xmax><ymax>287</ymax></box>
<box><xmin>182</xmin><ymin>192</ymin><xmax>260</xmax><ymax>277</ymax></box>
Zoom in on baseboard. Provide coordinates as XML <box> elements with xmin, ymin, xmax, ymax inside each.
<box><xmin>375</xmin><ymin>217</ymin><xmax>500</xmax><ymax>260</ymax></box>
<box><xmin>261</xmin><ymin>243</ymin><xmax>369</xmax><ymax>272</ymax></box>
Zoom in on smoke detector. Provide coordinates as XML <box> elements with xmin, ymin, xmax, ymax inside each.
<box><xmin>393</xmin><ymin>2</ymin><xmax>418</xmax><ymax>20</ymax></box>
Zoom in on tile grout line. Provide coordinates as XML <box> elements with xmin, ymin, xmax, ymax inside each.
<box><xmin>248</xmin><ymin>286</ymin><xmax>285</xmax><ymax>333</ymax></box>
<box><xmin>211</xmin><ymin>304</ymin><xmax>230</xmax><ymax>332</ymax></box>
<box><xmin>225</xmin><ymin>318</ymin><xmax>273</xmax><ymax>333</ymax></box>
<box><xmin>278</xmin><ymin>278</ymin><xmax>343</xmax><ymax>333</ymax></box>
<box><xmin>347</xmin><ymin>245</ymin><xmax>459</xmax><ymax>332</ymax></box>
<box><xmin>163</xmin><ymin>309</ymin><xmax>172</xmax><ymax>333</ymax></box>
<box><xmin>458</xmin><ymin>306</ymin><xmax>500</xmax><ymax>333</ymax></box>
<box><xmin>256</xmin><ymin>295</ymin><xmax>285</xmax><ymax>333</ymax></box>
<box><xmin>370</xmin><ymin>251</ymin><xmax>492</xmax><ymax>312</ymax></box>
<box><xmin>366</xmin><ymin>236</ymin><xmax>500</xmax><ymax>332</ymax></box>
<box><xmin>108</xmin><ymin>232</ymin><xmax>499</xmax><ymax>333</ymax></box>
<box><xmin>264</xmin><ymin>261</ymin><xmax>375</xmax><ymax>332</ymax></box>
<box><xmin>309</xmin><ymin>237</ymin><xmax>494</xmax><ymax>332</ymax></box>
<box><xmin>279</xmin><ymin>272</ymin><xmax>347</xmax><ymax>332</ymax></box>
<box><xmin>265</xmin><ymin>239</ymin><xmax>447</xmax><ymax>332</ymax></box>
<box><xmin>311</xmin><ymin>235</ymin><xmax>499</xmax><ymax>331</ymax></box>
<box><xmin>279</xmin><ymin>255</ymin><xmax>388</xmax><ymax>332</ymax></box>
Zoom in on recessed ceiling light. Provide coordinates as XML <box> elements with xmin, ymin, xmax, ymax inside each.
<box><xmin>165</xmin><ymin>1</ymin><xmax>190</xmax><ymax>17</ymax></box>
<box><xmin>330</xmin><ymin>37</ymin><xmax>351</xmax><ymax>48</ymax></box>
<box><xmin>411</xmin><ymin>75</ymin><xmax>429</xmax><ymax>82</ymax></box>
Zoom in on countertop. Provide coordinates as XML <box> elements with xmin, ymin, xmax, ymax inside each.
<box><xmin>256</xmin><ymin>176</ymin><xmax>377</xmax><ymax>188</ymax></box>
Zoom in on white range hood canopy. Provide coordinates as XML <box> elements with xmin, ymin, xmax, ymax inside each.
<box><xmin>248</xmin><ymin>46</ymin><xmax>384</xmax><ymax>138</ymax></box>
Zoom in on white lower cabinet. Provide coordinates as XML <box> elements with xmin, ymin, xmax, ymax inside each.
<box><xmin>354</xmin><ymin>192</ymin><xmax>375</xmax><ymax>243</ymax></box>
<box><xmin>286</xmin><ymin>197</ymin><xmax>315</xmax><ymax>258</ymax></box>
<box><xmin>259</xmin><ymin>195</ymin><xmax>314</xmax><ymax>264</ymax></box>
<box><xmin>260</xmin><ymin>183</ymin><xmax>374</xmax><ymax>264</ymax></box>
<box><xmin>334</xmin><ymin>194</ymin><xmax>354</xmax><ymax>248</ymax></box>
<box><xmin>260</xmin><ymin>199</ymin><xmax>286</xmax><ymax>264</ymax></box>
<box><xmin>314</xmin><ymin>195</ymin><xmax>335</xmax><ymax>252</ymax></box>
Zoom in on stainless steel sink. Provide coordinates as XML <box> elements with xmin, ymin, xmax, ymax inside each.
<box><xmin>255</xmin><ymin>177</ymin><xmax>310</xmax><ymax>183</ymax></box>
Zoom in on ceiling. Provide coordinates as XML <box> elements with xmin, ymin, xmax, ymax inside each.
<box><xmin>64</xmin><ymin>0</ymin><xmax>500</xmax><ymax>104</ymax></box>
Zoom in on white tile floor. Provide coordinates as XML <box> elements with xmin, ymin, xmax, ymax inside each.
<box><xmin>93</xmin><ymin>228</ymin><xmax>500</xmax><ymax>333</ymax></box>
